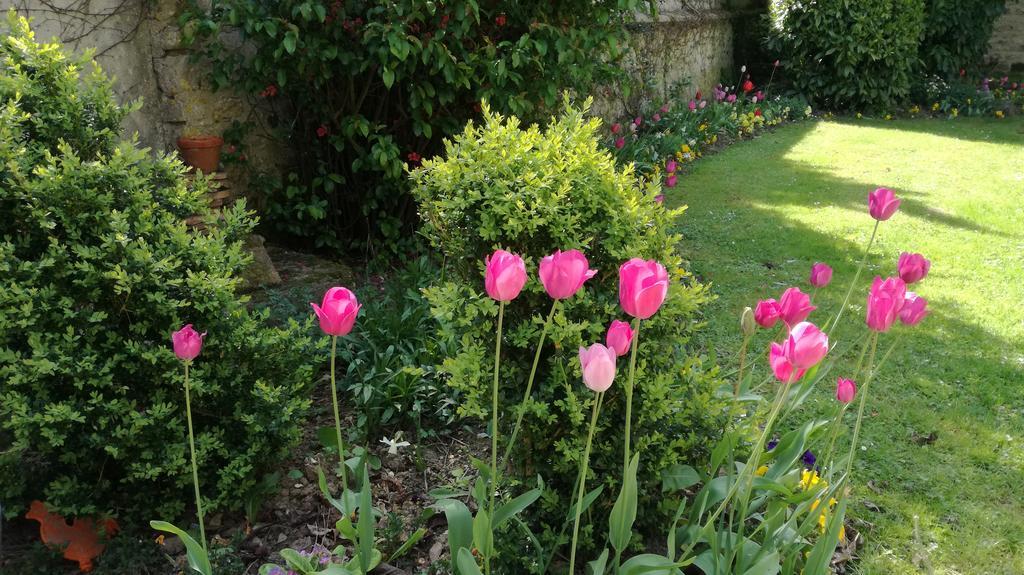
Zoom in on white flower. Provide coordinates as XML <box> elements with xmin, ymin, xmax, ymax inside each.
<box><xmin>380</xmin><ymin>432</ymin><xmax>411</xmax><ymax>455</ymax></box>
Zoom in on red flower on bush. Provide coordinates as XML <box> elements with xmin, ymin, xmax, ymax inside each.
<box><xmin>495</xmin><ymin>14</ymin><xmax>507</xmax><ymax>27</ymax></box>
<box><xmin>742</xmin><ymin>80</ymin><xmax>754</xmax><ymax>93</ymax></box>
<box><xmin>754</xmin><ymin>109</ymin><xmax>762</xmax><ymax>117</ymax></box>
<box><xmin>407</xmin><ymin>151</ymin><xmax>422</xmax><ymax>167</ymax></box>
<box><xmin>317</xmin><ymin>125</ymin><xmax>329</xmax><ymax>138</ymax></box>
<box><xmin>260</xmin><ymin>84</ymin><xmax>278</xmax><ymax>98</ymax></box>
<box><xmin>695</xmin><ymin>89</ymin><xmax>703</xmax><ymax>100</ymax></box>
<box><xmin>440</xmin><ymin>14</ymin><xmax>450</xmax><ymax>28</ymax></box>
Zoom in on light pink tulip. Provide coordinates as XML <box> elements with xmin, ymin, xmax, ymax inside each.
<box><xmin>754</xmin><ymin>299</ymin><xmax>781</xmax><ymax>328</ymax></box>
<box><xmin>660</xmin><ymin>104</ymin><xmax>670</xmax><ymax>113</ymax></box>
<box><xmin>865</xmin><ymin>276</ymin><xmax>906</xmax><ymax>332</ymax></box>
<box><xmin>897</xmin><ymin>252</ymin><xmax>930</xmax><ymax>284</ymax></box>
<box><xmin>653</xmin><ymin>113</ymin><xmax>661</xmax><ymax>122</ymax></box>
<box><xmin>606</xmin><ymin>320</ymin><xmax>634</xmax><ymax>357</ymax></box>
<box><xmin>809</xmin><ymin>262</ymin><xmax>833</xmax><ymax>288</ymax></box>
<box><xmin>769</xmin><ymin>342</ymin><xmax>805</xmax><ymax>383</ymax></box>
<box><xmin>172</xmin><ymin>324</ymin><xmax>205</xmax><ymax>361</ymax></box>
<box><xmin>836</xmin><ymin>378</ymin><xmax>857</xmax><ymax>404</ymax></box>
<box><xmin>618</xmin><ymin>258</ymin><xmax>669</xmax><ymax>319</ymax></box>
<box><xmin>578</xmin><ymin>343</ymin><xmax>617</xmax><ymax>392</ymax></box>
<box><xmin>484</xmin><ymin>249</ymin><xmax>528</xmax><ymax>302</ymax></box>
<box><xmin>778</xmin><ymin>287</ymin><xmax>816</xmax><ymax>326</ymax></box>
<box><xmin>868</xmin><ymin>187</ymin><xmax>901</xmax><ymax>221</ymax></box>
<box><xmin>782</xmin><ymin>321</ymin><xmax>829</xmax><ymax>368</ymax></box>
<box><xmin>538</xmin><ymin>249</ymin><xmax>597</xmax><ymax>300</ymax></box>
<box><xmin>311</xmin><ymin>287</ymin><xmax>361</xmax><ymax>336</ymax></box>
<box><xmin>898</xmin><ymin>292</ymin><xmax>929</xmax><ymax>326</ymax></box>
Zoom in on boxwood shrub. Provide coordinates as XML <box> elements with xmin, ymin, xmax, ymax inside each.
<box><xmin>0</xmin><ymin>14</ymin><xmax>319</xmax><ymax>521</ymax></box>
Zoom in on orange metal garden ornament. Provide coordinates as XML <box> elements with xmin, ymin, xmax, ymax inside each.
<box><xmin>25</xmin><ymin>500</ymin><xmax>119</xmax><ymax>572</ymax></box>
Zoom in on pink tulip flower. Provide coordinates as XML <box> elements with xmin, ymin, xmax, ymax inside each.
<box><xmin>699</xmin><ymin>100</ymin><xmax>707</xmax><ymax>109</ymax></box>
<box><xmin>538</xmin><ymin>249</ymin><xmax>597</xmax><ymax>300</ymax></box>
<box><xmin>653</xmin><ymin>113</ymin><xmax>661</xmax><ymax>122</ymax></box>
<box><xmin>654</xmin><ymin>194</ymin><xmax>665</xmax><ymax>205</ymax></box>
<box><xmin>836</xmin><ymin>378</ymin><xmax>856</xmax><ymax>404</ymax></box>
<box><xmin>868</xmin><ymin>187</ymin><xmax>901</xmax><ymax>221</ymax></box>
<box><xmin>754</xmin><ymin>299</ymin><xmax>781</xmax><ymax>328</ymax></box>
<box><xmin>769</xmin><ymin>342</ymin><xmax>806</xmax><ymax>383</ymax></box>
<box><xmin>665</xmin><ymin>174</ymin><xmax>678</xmax><ymax>188</ymax></box>
<box><xmin>809</xmin><ymin>262</ymin><xmax>833</xmax><ymax>288</ymax></box>
<box><xmin>660</xmin><ymin>104</ymin><xmax>670</xmax><ymax>113</ymax></box>
<box><xmin>688</xmin><ymin>100</ymin><xmax>696</xmax><ymax>111</ymax></box>
<box><xmin>619</xmin><ymin>258</ymin><xmax>669</xmax><ymax>319</ymax></box>
<box><xmin>782</xmin><ymin>321</ymin><xmax>829</xmax><ymax>368</ymax></box>
<box><xmin>897</xmin><ymin>252</ymin><xmax>931</xmax><ymax>284</ymax></box>
<box><xmin>865</xmin><ymin>276</ymin><xmax>906</xmax><ymax>332</ymax></box>
<box><xmin>172</xmin><ymin>324</ymin><xmax>205</xmax><ymax>361</ymax></box>
<box><xmin>634</xmin><ymin>116</ymin><xmax>642</xmax><ymax>126</ymax></box>
<box><xmin>611</xmin><ymin>123</ymin><xmax>621</xmax><ymax>135</ymax></box>
<box><xmin>615</xmin><ymin>137</ymin><xmax>625</xmax><ymax>149</ymax></box>
<box><xmin>778</xmin><ymin>287</ymin><xmax>816</xmax><ymax>326</ymax></box>
<box><xmin>311</xmin><ymin>287</ymin><xmax>361</xmax><ymax>336</ymax></box>
<box><xmin>484</xmin><ymin>249</ymin><xmax>528</xmax><ymax>302</ymax></box>
<box><xmin>606</xmin><ymin>320</ymin><xmax>634</xmax><ymax>357</ymax></box>
<box><xmin>666</xmin><ymin>159</ymin><xmax>677</xmax><ymax>173</ymax></box>
<box><xmin>578</xmin><ymin>343</ymin><xmax>617</xmax><ymax>392</ymax></box>
<box><xmin>726</xmin><ymin>94</ymin><xmax>737</xmax><ymax>103</ymax></box>
<box><xmin>898</xmin><ymin>292</ymin><xmax>929</xmax><ymax>326</ymax></box>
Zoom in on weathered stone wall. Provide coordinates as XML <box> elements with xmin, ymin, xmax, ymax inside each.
<box><xmin>988</xmin><ymin>1</ymin><xmax>1024</xmax><ymax>72</ymax></box>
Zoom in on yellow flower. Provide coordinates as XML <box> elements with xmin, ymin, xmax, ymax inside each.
<box><xmin>800</xmin><ymin>469</ymin><xmax>822</xmax><ymax>490</ymax></box>
<box><xmin>885</xmin><ymin>114</ymin><xmax>892</xmax><ymax>120</ymax></box>
<box><xmin>932</xmin><ymin>102</ymin><xmax>940</xmax><ymax>111</ymax></box>
<box><xmin>156</xmin><ymin>534</ymin><xmax>166</xmax><ymax>545</ymax></box>
<box><xmin>995</xmin><ymin>110</ymin><xmax>1004</xmax><ymax>119</ymax></box>
<box><xmin>755</xmin><ymin>465</ymin><xmax>769</xmax><ymax>477</ymax></box>
<box><xmin>951</xmin><ymin>108</ymin><xmax>959</xmax><ymax>117</ymax></box>
<box><xmin>856</xmin><ymin>112</ymin><xmax>862</xmax><ymax>119</ymax></box>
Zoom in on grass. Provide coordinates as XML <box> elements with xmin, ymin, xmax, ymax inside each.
<box><xmin>666</xmin><ymin>117</ymin><xmax>1024</xmax><ymax>574</ymax></box>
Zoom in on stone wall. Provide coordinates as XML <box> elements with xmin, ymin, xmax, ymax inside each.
<box><xmin>988</xmin><ymin>1</ymin><xmax>1024</xmax><ymax>72</ymax></box>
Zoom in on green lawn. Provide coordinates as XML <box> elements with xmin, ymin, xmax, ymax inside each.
<box><xmin>667</xmin><ymin>117</ymin><xmax>1024</xmax><ymax>574</ymax></box>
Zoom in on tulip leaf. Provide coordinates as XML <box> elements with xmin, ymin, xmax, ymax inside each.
<box><xmin>432</xmin><ymin>498</ymin><xmax>473</xmax><ymax>560</ymax></box>
<box><xmin>586</xmin><ymin>548</ymin><xmax>609</xmax><ymax>575</ymax></box>
<box><xmin>662</xmin><ymin>464</ymin><xmax>701</xmax><ymax>492</ymax></box>
<box><xmin>317</xmin><ymin>465</ymin><xmax>357</xmax><ymax>514</ymax></box>
<box><xmin>566</xmin><ymin>484</ymin><xmax>605</xmax><ymax>522</ymax></box>
<box><xmin>472</xmin><ymin>508</ymin><xmax>493</xmax><ymax>559</ymax></box>
<box><xmin>150</xmin><ymin>521</ymin><xmax>212</xmax><ymax>575</ymax></box>
<box><xmin>609</xmin><ymin>453</ymin><xmax>641</xmax><ymax>556</ymax></box>
<box><xmin>493</xmin><ymin>488</ymin><xmax>541</xmax><ymax>528</ymax></box>
<box><xmin>804</xmin><ymin>498</ymin><xmax>846</xmax><ymax>574</ymax></box>
<box><xmin>619</xmin><ymin>553</ymin><xmax>688</xmax><ymax>574</ymax></box>
<box><xmin>456</xmin><ymin>547</ymin><xmax>484</xmax><ymax>575</ymax></box>
<box><xmin>764</xmin><ymin>419</ymin><xmax>827</xmax><ymax>480</ymax></box>
<box><xmin>357</xmin><ymin>462</ymin><xmax>374</xmax><ymax>574</ymax></box>
<box><xmin>741</xmin><ymin>550</ymin><xmax>780</xmax><ymax>575</ymax></box>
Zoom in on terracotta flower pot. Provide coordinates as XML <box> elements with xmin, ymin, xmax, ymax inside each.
<box><xmin>177</xmin><ymin>135</ymin><xmax>223</xmax><ymax>174</ymax></box>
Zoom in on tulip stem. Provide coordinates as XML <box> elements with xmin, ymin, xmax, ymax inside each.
<box><xmin>486</xmin><ymin>301</ymin><xmax>505</xmax><ymax>575</ymax></box>
<box><xmin>830</xmin><ymin>220</ymin><xmax>879</xmax><ymax>333</ymax></box>
<box><xmin>183</xmin><ymin>362</ymin><xmax>208</xmax><ymax>554</ymax></box>
<box><xmin>842</xmin><ymin>333</ymin><xmax>901</xmax><ymax>485</ymax></box>
<box><xmin>329</xmin><ymin>335</ymin><xmax>348</xmax><ymax>488</ymax></box>
<box><xmin>622</xmin><ymin>318</ymin><xmax>641</xmax><ymax>476</ymax></box>
<box><xmin>735</xmin><ymin>333</ymin><xmax>751</xmax><ymax>397</ymax></box>
<box><xmin>568</xmin><ymin>391</ymin><xmax>603</xmax><ymax>575</ymax></box>
<box><xmin>502</xmin><ymin>299</ymin><xmax>559</xmax><ymax>471</ymax></box>
<box><xmin>823</xmin><ymin>334</ymin><xmax>872</xmax><ymax>481</ymax></box>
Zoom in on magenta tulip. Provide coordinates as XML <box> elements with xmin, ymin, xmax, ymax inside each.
<box><xmin>311</xmin><ymin>287</ymin><xmax>361</xmax><ymax>336</ymax></box>
<box><xmin>172</xmin><ymin>324</ymin><xmax>205</xmax><ymax>361</ymax></box>
<box><xmin>769</xmin><ymin>342</ymin><xmax>806</xmax><ymax>383</ymax></box>
<box><xmin>868</xmin><ymin>187</ymin><xmax>901</xmax><ymax>221</ymax></box>
<box><xmin>615</xmin><ymin>137</ymin><xmax>625</xmax><ymax>149</ymax></box>
<box><xmin>606</xmin><ymin>320</ymin><xmax>634</xmax><ymax>357</ymax></box>
<box><xmin>778</xmin><ymin>287</ymin><xmax>816</xmax><ymax>326</ymax></box>
<box><xmin>754</xmin><ymin>299</ymin><xmax>781</xmax><ymax>328</ymax></box>
<box><xmin>688</xmin><ymin>100</ymin><xmax>696</xmax><ymax>111</ymax></box>
<box><xmin>654</xmin><ymin>194</ymin><xmax>665</xmax><ymax>205</ymax></box>
<box><xmin>898</xmin><ymin>292</ymin><xmax>929</xmax><ymax>326</ymax></box>
<box><xmin>578</xmin><ymin>343</ymin><xmax>617</xmax><ymax>392</ymax></box>
<box><xmin>897</xmin><ymin>252</ymin><xmax>931</xmax><ymax>284</ymax></box>
<box><xmin>666</xmin><ymin>159</ymin><xmax>677</xmax><ymax>173</ymax></box>
<box><xmin>809</xmin><ymin>262</ymin><xmax>833</xmax><ymax>288</ymax></box>
<box><xmin>611</xmin><ymin>123</ymin><xmax>622</xmax><ymax>134</ymax></box>
<box><xmin>538</xmin><ymin>249</ymin><xmax>597</xmax><ymax>300</ymax></box>
<box><xmin>484</xmin><ymin>249</ymin><xmax>528</xmax><ymax>302</ymax></box>
<box><xmin>619</xmin><ymin>259</ymin><xmax>669</xmax><ymax>319</ymax></box>
<box><xmin>665</xmin><ymin>174</ymin><xmax>678</xmax><ymax>188</ymax></box>
<box><xmin>836</xmin><ymin>378</ymin><xmax>857</xmax><ymax>404</ymax></box>
<box><xmin>782</xmin><ymin>321</ymin><xmax>829</xmax><ymax>368</ymax></box>
<box><xmin>865</xmin><ymin>276</ymin><xmax>906</xmax><ymax>332</ymax></box>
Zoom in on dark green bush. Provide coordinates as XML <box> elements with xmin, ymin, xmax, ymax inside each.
<box><xmin>919</xmin><ymin>0</ymin><xmax>1007</xmax><ymax>77</ymax></box>
<box><xmin>765</xmin><ymin>0</ymin><xmax>926</xmax><ymax>110</ymax></box>
<box><xmin>0</xmin><ymin>13</ymin><xmax>319</xmax><ymax>521</ymax></box>
<box><xmin>412</xmin><ymin>101</ymin><xmax>727</xmax><ymax>542</ymax></box>
<box><xmin>181</xmin><ymin>0</ymin><xmax>653</xmax><ymax>253</ymax></box>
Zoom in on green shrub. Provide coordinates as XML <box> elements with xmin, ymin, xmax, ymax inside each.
<box><xmin>180</xmin><ymin>0</ymin><xmax>654</xmax><ymax>253</ymax></box>
<box><xmin>412</xmin><ymin>101</ymin><xmax>726</xmax><ymax>540</ymax></box>
<box><xmin>0</xmin><ymin>13</ymin><xmax>319</xmax><ymax>521</ymax></box>
<box><xmin>766</xmin><ymin>0</ymin><xmax>926</xmax><ymax>110</ymax></box>
<box><xmin>920</xmin><ymin>0</ymin><xmax>1007</xmax><ymax>77</ymax></box>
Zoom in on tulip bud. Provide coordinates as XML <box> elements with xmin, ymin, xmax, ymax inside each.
<box><xmin>311</xmin><ymin>287</ymin><xmax>361</xmax><ymax>336</ymax></box>
<box><xmin>484</xmin><ymin>249</ymin><xmax>528</xmax><ymax>302</ymax></box>
<box><xmin>836</xmin><ymin>378</ymin><xmax>857</xmax><ymax>404</ymax></box>
<box><xmin>740</xmin><ymin>307</ymin><xmax>755</xmax><ymax>337</ymax></box>
<box><xmin>578</xmin><ymin>343</ymin><xmax>617</xmax><ymax>392</ymax></box>
<box><xmin>606</xmin><ymin>320</ymin><xmax>634</xmax><ymax>356</ymax></box>
<box><xmin>618</xmin><ymin>258</ymin><xmax>669</xmax><ymax>319</ymax></box>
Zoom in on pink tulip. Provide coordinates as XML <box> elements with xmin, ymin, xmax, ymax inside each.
<box><xmin>611</xmin><ymin>123</ymin><xmax>622</xmax><ymax>134</ymax></box>
<box><xmin>778</xmin><ymin>287</ymin><xmax>816</xmax><ymax>326</ymax></box>
<box><xmin>865</xmin><ymin>276</ymin><xmax>906</xmax><ymax>332</ymax></box>
<box><xmin>606</xmin><ymin>320</ymin><xmax>634</xmax><ymax>357</ymax></box>
<box><xmin>172</xmin><ymin>324</ymin><xmax>205</xmax><ymax>361</ymax></box>
<box><xmin>484</xmin><ymin>249</ymin><xmax>528</xmax><ymax>302</ymax></box>
<box><xmin>808</xmin><ymin>262</ymin><xmax>833</xmax><ymax>288</ymax></box>
<box><xmin>634</xmin><ymin>116</ymin><xmax>642</xmax><ymax>126</ymax></box>
<box><xmin>311</xmin><ymin>287</ymin><xmax>361</xmax><ymax>336</ymax></box>
<box><xmin>699</xmin><ymin>100</ymin><xmax>707</xmax><ymax>109</ymax></box>
<box><xmin>654</xmin><ymin>194</ymin><xmax>665</xmax><ymax>205</ymax></box>
<box><xmin>619</xmin><ymin>259</ymin><xmax>669</xmax><ymax>319</ymax></box>
<box><xmin>538</xmin><ymin>249</ymin><xmax>597</xmax><ymax>300</ymax></box>
<box><xmin>836</xmin><ymin>378</ymin><xmax>856</xmax><ymax>404</ymax></box>
<box><xmin>868</xmin><ymin>187</ymin><xmax>901</xmax><ymax>221</ymax></box>
<box><xmin>615</xmin><ymin>137</ymin><xmax>625</xmax><ymax>149</ymax></box>
<box><xmin>660</xmin><ymin>104</ymin><xmax>670</xmax><ymax>113</ymax></box>
<box><xmin>782</xmin><ymin>321</ymin><xmax>829</xmax><ymax>368</ymax></box>
<box><xmin>578</xmin><ymin>343</ymin><xmax>617</xmax><ymax>392</ymax></box>
<box><xmin>754</xmin><ymin>299</ymin><xmax>781</xmax><ymax>328</ymax></box>
<box><xmin>726</xmin><ymin>94</ymin><xmax>737</xmax><ymax>103</ymax></box>
<box><xmin>665</xmin><ymin>174</ymin><xmax>678</xmax><ymax>188</ymax></box>
<box><xmin>653</xmin><ymin>113</ymin><xmax>661</xmax><ymax>122</ymax></box>
<box><xmin>898</xmin><ymin>292</ymin><xmax>929</xmax><ymax>326</ymax></box>
<box><xmin>769</xmin><ymin>342</ymin><xmax>806</xmax><ymax>383</ymax></box>
<box><xmin>688</xmin><ymin>100</ymin><xmax>696</xmax><ymax>111</ymax></box>
<box><xmin>897</xmin><ymin>252</ymin><xmax>930</xmax><ymax>284</ymax></box>
<box><xmin>666</xmin><ymin>159</ymin><xmax>677</xmax><ymax>173</ymax></box>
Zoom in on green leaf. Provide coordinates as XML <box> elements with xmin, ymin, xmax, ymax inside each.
<box><xmin>741</xmin><ymin>550</ymin><xmax>780</xmax><ymax>575</ymax></box>
<box><xmin>382</xmin><ymin>68</ymin><xmax>395</xmax><ymax>89</ymax></box>
<box><xmin>566</xmin><ymin>485</ymin><xmax>605</xmax><ymax>522</ymax></box>
<box><xmin>587</xmin><ymin>548</ymin><xmax>609</xmax><ymax>575</ymax></box>
<box><xmin>492</xmin><ymin>488</ymin><xmax>541</xmax><ymax>528</ymax></box>
<box><xmin>317</xmin><ymin>465</ymin><xmax>357</xmax><ymax>514</ymax></box>
<box><xmin>804</xmin><ymin>499</ymin><xmax>847</xmax><ymax>574</ymax></box>
<box><xmin>472</xmin><ymin>508</ymin><xmax>493</xmax><ymax>559</ymax></box>
<box><xmin>283</xmin><ymin>31</ymin><xmax>297</xmax><ymax>54</ymax></box>
<box><xmin>456</xmin><ymin>547</ymin><xmax>483</xmax><ymax>575</ymax></box>
<box><xmin>609</xmin><ymin>453</ymin><xmax>640</xmax><ymax>555</ymax></box>
<box><xmin>432</xmin><ymin>499</ymin><xmax>473</xmax><ymax>560</ymax></box>
<box><xmin>357</xmin><ymin>463</ymin><xmax>374</xmax><ymax>573</ymax></box>
<box><xmin>662</xmin><ymin>464</ymin><xmax>701</xmax><ymax>492</ymax></box>
<box><xmin>619</xmin><ymin>553</ymin><xmax>686</xmax><ymax>574</ymax></box>
<box><xmin>387</xmin><ymin>527</ymin><xmax>427</xmax><ymax>563</ymax></box>
<box><xmin>150</xmin><ymin>521</ymin><xmax>212</xmax><ymax>575</ymax></box>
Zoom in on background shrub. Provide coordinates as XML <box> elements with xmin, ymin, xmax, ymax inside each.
<box><xmin>0</xmin><ymin>14</ymin><xmax>319</xmax><ymax>521</ymax></box>
<box><xmin>181</xmin><ymin>0</ymin><xmax>653</xmax><ymax>253</ymax></box>
<box><xmin>412</xmin><ymin>101</ymin><xmax>727</xmax><ymax>544</ymax></box>
<box><xmin>765</xmin><ymin>0</ymin><xmax>926</xmax><ymax>110</ymax></box>
<box><xmin>919</xmin><ymin>0</ymin><xmax>1008</xmax><ymax>77</ymax></box>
